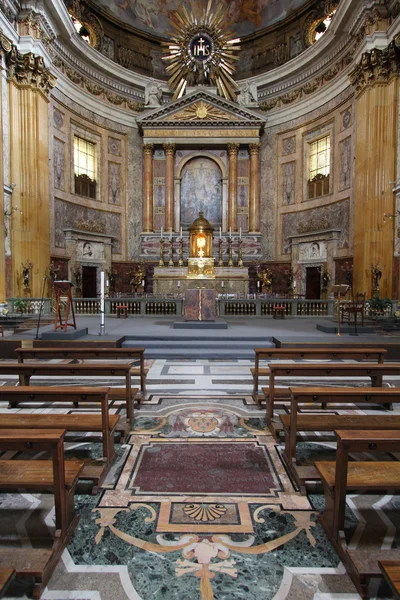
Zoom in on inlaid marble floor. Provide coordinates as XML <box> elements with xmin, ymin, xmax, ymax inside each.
<box><xmin>1</xmin><ymin>359</ymin><xmax>400</xmax><ymax>599</ymax></box>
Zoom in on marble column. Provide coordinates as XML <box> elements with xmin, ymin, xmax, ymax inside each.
<box><xmin>7</xmin><ymin>47</ymin><xmax>56</xmax><ymax>297</ymax></box>
<box><xmin>228</xmin><ymin>142</ymin><xmax>240</xmax><ymax>232</ymax></box>
<box><xmin>142</xmin><ymin>143</ymin><xmax>154</xmax><ymax>233</ymax></box>
<box><xmin>350</xmin><ymin>45</ymin><xmax>399</xmax><ymax>297</ymax></box>
<box><xmin>249</xmin><ymin>142</ymin><xmax>260</xmax><ymax>233</ymax></box>
<box><xmin>163</xmin><ymin>143</ymin><xmax>175</xmax><ymax>231</ymax></box>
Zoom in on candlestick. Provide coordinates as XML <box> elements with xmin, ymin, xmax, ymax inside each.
<box><xmin>229</xmin><ymin>227</ymin><xmax>232</xmax><ymax>238</ymax></box>
<box><xmin>161</xmin><ymin>226</ymin><xmax>163</xmax><ymax>239</ymax></box>
<box><xmin>218</xmin><ymin>237</ymin><xmax>224</xmax><ymax>267</ymax></box>
<box><xmin>239</xmin><ymin>227</ymin><xmax>242</xmax><ymax>239</ymax></box>
<box><xmin>227</xmin><ymin>236</ymin><xmax>233</xmax><ymax>267</ymax></box>
<box><xmin>221</xmin><ymin>281</ymin><xmax>224</xmax><ymax>288</ymax></box>
<box><xmin>168</xmin><ymin>237</ymin><xmax>174</xmax><ymax>267</ymax></box>
<box><xmin>159</xmin><ymin>237</ymin><xmax>165</xmax><ymax>267</ymax></box>
<box><xmin>219</xmin><ymin>226</ymin><xmax>222</xmax><ymax>239</ymax></box>
<box><xmin>177</xmin><ymin>280</ymin><xmax>180</xmax><ymax>288</ymax></box>
<box><xmin>180</xmin><ymin>227</ymin><xmax>182</xmax><ymax>239</ymax></box>
<box><xmin>178</xmin><ymin>236</ymin><xmax>184</xmax><ymax>267</ymax></box>
<box><xmin>237</xmin><ymin>238</ymin><xmax>243</xmax><ymax>267</ymax></box>
<box><xmin>170</xmin><ymin>227</ymin><xmax>172</xmax><ymax>240</ymax></box>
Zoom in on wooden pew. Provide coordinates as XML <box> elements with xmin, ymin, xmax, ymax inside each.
<box><xmin>16</xmin><ymin>347</ymin><xmax>148</xmax><ymax>400</ymax></box>
<box><xmin>252</xmin><ymin>347</ymin><xmax>387</xmax><ymax>404</ymax></box>
<box><xmin>0</xmin><ymin>429</ymin><xmax>83</xmax><ymax>599</ymax></box>
<box><xmin>0</xmin><ymin>386</ymin><xmax>119</xmax><ymax>491</ymax></box>
<box><xmin>262</xmin><ymin>362</ymin><xmax>400</xmax><ymax>426</ymax></box>
<box><xmin>379</xmin><ymin>561</ymin><xmax>400</xmax><ymax>600</ymax></box>
<box><xmin>315</xmin><ymin>430</ymin><xmax>400</xmax><ymax>598</ymax></box>
<box><xmin>0</xmin><ymin>363</ymin><xmax>135</xmax><ymax>425</ymax></box>
<box><xmin>280</xmin><ymin>386</ymin><xmax>400</xmax><ymax>491</ymax></box>
<box><xmin>0</xmin><ymin>568</ymin><xmax>15</xmax><ymax>598</ymax></box>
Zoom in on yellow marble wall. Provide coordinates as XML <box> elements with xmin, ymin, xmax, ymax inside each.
<box><xmin>353</xmin><ymin>79</ymin><xmax>398</xmax><ymax>297</ymax></box>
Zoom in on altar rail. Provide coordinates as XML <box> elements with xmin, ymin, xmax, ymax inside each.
<box><xmin>6</xmin><ymin>297</ymin><xmax>396</xmax><ymax>318</ymax></box>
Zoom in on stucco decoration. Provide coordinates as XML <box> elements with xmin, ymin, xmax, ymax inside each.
<box><xmin>299</xmin><ymin>241</ymin><xmax>327</xmax><ymax>261</ymax></box>
<box><xmin>108</xmin><ymin>137</ymin><xmax>121</xmax><ymax>156</ymax></box>
<box><xmin>53</xmin><ymin>110</ymin><xmax>64</xmax><ymax>130</ymax></box>
<box><xmin>339</xmin><ymin>137</ymin><xmax>351</xmax><ymax>191</ymax></box>
<box><xmin>282</xmin><ymin>200</ymin><xmax>350</xmax><ymax>254</ymax></box>
<box><xmin>77</xmin><ymin>240</ymin><xmax>105</xmax><ymax>261</ymax></box>
<box><xmin>94</xmin><ymin>0</ymin><xmax>310</xmax><ymax>38</ymax></box>
<box><xmin>180</xmin><ymin>157</ymin><xmax>222</xmax><ymax>228</ymax></box>
<box><xmin>108</xmin><ymin>163</ymin><xmax>121</xmax><ymax>205</ymax></box>
<box><xmin>53</xmin><ymin>139</ymin><xmax>65</xmax><ymax>191</ymax></box>
<box><xmin>283</xmin><ymin>162</ymin><xmax>295</xmax><ymax>205</ymax></box>
<box><xmin>54</xmin><ymin>198</ymin><xmax>121</xmax><ymax>253</ymax></box>
<box><xmin>283</xmin><ymin>137</ymin><xmax>296</xmax><ymax>155</ymax></box>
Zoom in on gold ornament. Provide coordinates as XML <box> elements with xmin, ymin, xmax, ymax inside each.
<box><xmin>162</xmin><ymin>0</ymin><xmax>240</xmax><ymax>101</ymax></box>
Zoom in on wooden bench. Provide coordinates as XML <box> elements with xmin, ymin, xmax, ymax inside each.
<box><xmin>0</xmin><ymin>429</ymin><xmax>83</xmax><ymax>598</ymax></box>
<box><xmin>0</xmin><ymin>386</ymin><xmax>119</xmax><ymax>491</ymax></box>
<box><xmin>280</xmin><ymin>386</ymin><xmax>400</xmax><ymax>491</ymax></box>
<box><xmin>315</xmin><ymin>430</ymin><xmax>400</xmax><ymax>598</ymax></box>
<box><xmin>0</xmin><ymin>568</ymin><xmax>15</xmax><ymax>598</ymax></box>
<box><xmin>252</xmin><ymin>347</ymin><xmax>387</xmax><ymax>403</ymax></box>
<box><xmin>379</xmin><ymin>561</ymin><xmax>400</xmax><ymax>600</ymax></box>
<box><xmin>16</xmin><ymin>346</ymin><xmax>148</xmax><ymax>399</ymax></box>
<box><xmin>0</xmin><ymin>362</ymin><xmax>136</xmax><ymax>425</ymax></box>
<box><xmin>273</xmin><ymin>305</ymin><xmax>286</xmax><ymax>319</ymax></box>
<box><xmin>262</xmin><ymin>362</ymin><xmax>400</xmax><ymax>426</ymax></box>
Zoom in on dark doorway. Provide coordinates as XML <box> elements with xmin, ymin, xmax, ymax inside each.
<box><xmin>306</xmin><ymin>267</ymin><xmax>321</xmax><ymax>299</ymax></box>
<box><xmin>82</xmin><ymin>266</ymin><xmax>97</xmax><ymax>298</ymax></box>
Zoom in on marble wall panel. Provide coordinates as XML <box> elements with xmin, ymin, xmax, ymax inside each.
<box><xmin>334</xmin><ymin>256</ymin><xmax>353</xmax><ymax>286</ymax></box>
<box><xmin>339</xmin><ymin>137</ymin><xmax>351</xmax><ymax>191</ymax></box>
<box><xmin>281</xmin><ymin>199</ymin><xmax>350</xmax><ymax>254</ymax></box>
<box><xmin>108</xmin><ymin>162</ymin><xmax>121</xmax><ymax>204</ymax></box>
<box><xmin>153</xmin><ymin>151</ymin><xmax>165</xmax><ymax>232</ymax></box>
<box><xmin>127</xmin><ymin>128</ymin><xmax>143</xmax><ymax>260</ymax></box>
<box><xmin>237</xmin><ymin>154</ymin><xmax>249</xmax><ymax>232</ymax></box>
<box><xmin>54</xmin><ymin>198</ymin><xmax>121</xmax><ymax>254</ymax></box>
<box><xmin>53</xmin><ymin>138</ymin><xmax>65</xmax><ymax>191</ymax></box>
<box><xmin>282</xmin><ymin>161</ymin><xmax>295</xmax><ymax>205</ymax></box>
<box><xmin>51</xmin><ymin>256</ymin><xmax>69</xmax><ymax>280</ymax></box>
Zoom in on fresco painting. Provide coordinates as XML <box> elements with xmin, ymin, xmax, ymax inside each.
<box><xmin>180</xmin><ymin>157</ymin><xmax>222</xmax><ymax>228</ymax></box>
<box><xmin>96</xmin><ymin>0</ymin><xmax>310</xmax><ymax>37</ymax></box>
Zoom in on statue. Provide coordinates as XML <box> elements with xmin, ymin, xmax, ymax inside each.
<box><xmin>371</xmin><ymin>263</ymin><xmax>382</xmax><ymax>293</ymax></box>
<box><xmin>258</xmin><ymin>268</ymin><xmax>273</xmax><ymax>294</ymax></box>
<box><xmin>237</xmin><ymin>81</ymin><xmax>257</xmax><ymax>106</ymax></box>
<box><xmin>21</xmin><ymin>260</ymin><xmax>33</xmax><ymax>295</ymax></box>
<box><xmin>73</xmin><ymin>265</ymin><xmax>82</xmax><ymax>290</ymax></box>
<box><xmin>146</xmin><ymin>81</ymin><xmax>163</xmax><ymax>106</ymax></box>
<box><xmin>129</xmin><ymin>264</ymin><xmax>145</xmax><ymax>293</ymax></box>
<box><xmin>284</xmin><ymin>268</ymin><xmax>294</xmax><ymax>294</ymax></box>
<box><xmin>48</xmin><ymin>261</ymin><xmax>60</xmax><ymax>284</ymax></box>
<box><xmin>107</xmin><ymin>269</ymin><xmax>116</xmax><ymax>295</ymax></box>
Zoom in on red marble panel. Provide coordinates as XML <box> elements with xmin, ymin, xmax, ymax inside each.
<box><xmin>184</xmin><ymin>288</ymin><xmax>200</xmax><ymax>320</ymax></box>
<box><xmin>201</xmin><ymin>289</ymin><xmax>216</xmax><ymax>321</ymax></box>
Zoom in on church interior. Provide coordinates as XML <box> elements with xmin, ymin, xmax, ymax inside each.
<box><xmin>3</xmin><ymin>0</ymin><xmax>400</xmax><ymax>598</ymax></box>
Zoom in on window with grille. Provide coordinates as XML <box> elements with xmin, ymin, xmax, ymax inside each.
<box><xmin>308</xmin><ymin>135</ymin><xmax>330</xmax><ymax>199</ymax></box>
<box><xmin>74</xmin><ymin>136</ymin><xmax>96</xmax><ymax>199</ymax></box>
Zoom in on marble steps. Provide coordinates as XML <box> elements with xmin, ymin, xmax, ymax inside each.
<box><xmin>122</xmin><ymin>336</ymin><xmax>274</xmax><ymax>359</ymax></box>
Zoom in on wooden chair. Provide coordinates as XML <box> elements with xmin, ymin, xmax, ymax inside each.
<box><xmin>341</xmin><ymin>292</ymin><xmax>366</xmax><ymax>326</ymax></box>
<box><xmin>379</xmin><ymin>561</ymin><xmax>400</xmax><ymax>600</ymax></box>
<box><xmin>0</xmin><ymin>568</ymin><xmax>15</xmax><ymax>598</ymax></box>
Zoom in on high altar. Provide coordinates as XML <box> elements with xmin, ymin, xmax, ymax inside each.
<box><xmin>153</xmin><ymin>212</ymin><xmax>249</xmax><ymax>294</ymax></box>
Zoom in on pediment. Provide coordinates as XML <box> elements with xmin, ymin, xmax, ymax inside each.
<box><xmin>137</xmin><ymin>88</ymin><xmax>265</xmax><ymax>130</ymax></box>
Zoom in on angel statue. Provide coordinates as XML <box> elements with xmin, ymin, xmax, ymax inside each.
<box><xmin>22</xmin><ymin>260</ymin><xmax>33</xmax><ymax>291</ymax></box>
<box><xmin>146</xmin><ymin>80</ymin><xmax>163</xmax><ymax>107</ymax></box>
<box><xmin>129</xmin><ymin>264</ymin><xmax>145</xmax><ymax>293</ymax></box>
<box><xmin>371</xmin><ymin>263</ymin><xmax>382</xmax><ymax>293</ymax></box>
<box><xmin>237</xmin><ymin>81</ymin><xmax>258</xmax><ymax>106</ymax></box>
<box><xmin>258</xmin><ymin>268</ymin><xmax>273</xmax><ymax>294</ymax></box>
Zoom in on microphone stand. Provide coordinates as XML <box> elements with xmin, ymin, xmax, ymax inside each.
<box><xmin>35</xmin><ymin>275</ymin><xmax>47</xmax><ymax>340</ymax></box>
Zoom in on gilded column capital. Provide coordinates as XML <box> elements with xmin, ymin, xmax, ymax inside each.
<box><xmin>6</xmin><ymin>46</ymin><xmax>56</xmax><ymax>95</ymax></box>
<box><xmin>227</xmin><ymin>142</ymin><xmax>240</xmax><ymax>156</ymax></box>
<box><xmin>143</xmin><ymin>143</ymin><xmax>154</xmax><ymax>156</ymax></box>
<box><xmin>0</xmin><ymin>29</ymin><xmax>11</xmax><ymax>55</ymax></box>
<box><xmin>163</xmin><ymin>143</ymin><xmax>176</xmax><ymax>155</ymax></box>
<box><xmin>349</xmin><ymin>40</ymin><xmax>400</xmax><ymax>92</ymax></box>
<box><xmin>249</xmin><ymin>142</ymin><xmax>261</xmax><ymax>155</ymax></box>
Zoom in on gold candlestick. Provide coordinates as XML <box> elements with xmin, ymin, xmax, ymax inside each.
<box><xmin>168</xmin><ymin>238</ymin><xmax>175</xmax><ymax>267</ymax></box>
<box><xmin>159</xmin><ymin>238</ymin><xmax>165</xmax><ymax>267</ymax></box>
<box><xmin>218</xmin><ymin>238</ymin><xmax>224</xmax><ymax>267</ymax></box>
<box><xmin>237</xmin><ymin>238</ymin><xmax>243</xmax><ymax>267</ymax></box>
<box><xmin>227</xmin><ymin>236</ymin><xmax>233</xmax><ymax>268</ymax></box>
<box><xmin>178</xmin><ymin>237</ymin><xmax>184</xmax><ymax>267</ymax></box>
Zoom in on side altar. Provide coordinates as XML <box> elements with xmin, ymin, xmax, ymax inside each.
<box><xmin>153</xmin><ymin>212</ymin><xmax>249</xmax><ymax>294</ymax></box>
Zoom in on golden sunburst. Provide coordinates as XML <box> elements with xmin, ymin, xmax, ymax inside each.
<box><xmin>161</xmin><ymin>0</ymin><xmax>241</xmax><ymax>101</ymax></box>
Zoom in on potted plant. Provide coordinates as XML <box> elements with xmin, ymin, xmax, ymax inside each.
<box><xmin>367</xmin><ymin>295</ymin><xmax>392</xmax><ymax>317</ymax></box>
<box><xmin>13</xmin><ymin>299</ymin><xmax>28</xmax><ymax>314</ymax></box>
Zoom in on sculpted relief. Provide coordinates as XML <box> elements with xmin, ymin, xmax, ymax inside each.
<box><xmin>299</xmin><ymin>241</ymin><xmax>327</xmax><ymax>261</ymax></box>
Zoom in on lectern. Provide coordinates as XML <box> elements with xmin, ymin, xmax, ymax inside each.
<box><xmin>53</xmin><ymin>280</ymin><xmax>76</xmax><ymax>332</ymax></box>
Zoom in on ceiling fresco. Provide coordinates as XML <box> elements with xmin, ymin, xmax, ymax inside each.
<box><xmin>94</xmin><ymin>0</ymin><xmax>310</xmax><ymax>37</ymax></box>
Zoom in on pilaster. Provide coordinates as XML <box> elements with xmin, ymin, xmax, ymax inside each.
<box><xmin>163</xmin><ymin>143</ymin><xmax>175</xmax><ymax>232</ymax></box>
<box><xmin>228</xmin><ymin>142</ymin><xmax>240</xmax><ymax>232</ymax></box>
<box><xmin>249</xmin><ymin>142</ymin><xmax>260</xmax><ymax>233</ymax></box>
<box><xmin>142</xmin><ymin>143</ymin><xmax>154</xmax><ymax>233</ymax></box>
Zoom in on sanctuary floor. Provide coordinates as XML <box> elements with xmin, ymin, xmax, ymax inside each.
<box><xmin>1</xmin><ymin>359</ymin><xmax>400</xmax><ymax>599</ymax></box>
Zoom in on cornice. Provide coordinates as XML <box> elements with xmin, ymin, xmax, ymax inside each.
<box><xmin>349</xmin><ymin>39</ymin><xmax>400</xmax><ymax>92</ymax></box>
<box><xmin>6</xmin><ymin>42</ymin><xmax>56</xmax><ymax>95</ymax></box>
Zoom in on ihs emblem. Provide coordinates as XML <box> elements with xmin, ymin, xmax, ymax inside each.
<box><xmin>162</xmin><ymin>1</ymin><xmax>241</xmax><ymax>101</ymax></box>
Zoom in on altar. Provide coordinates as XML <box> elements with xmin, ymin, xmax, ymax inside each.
<box><xmin>153</xmin><ymin>212</ymin><xmax>249</xmax><ymax>294</ymax></box>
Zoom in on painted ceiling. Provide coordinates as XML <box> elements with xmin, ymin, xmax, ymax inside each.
<box><xmin>94</xmin><ymin>0</ymin><xmax>310</xmax><ymax>37</ymax></box>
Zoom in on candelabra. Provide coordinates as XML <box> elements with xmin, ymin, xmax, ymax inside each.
<box><xmin>159</xmin><ymin>238</ymin><xmax>165</xmax><ymax>267</ymax></box>
<box><xmin>168</xmin><ymin>238</ymin><xmax>175</xmax><ymax>267</ymax></box>
<box><xmin>237</xmin><ymin>238</ymin><xmax>243</xmax><ymax>268</ymax></box>
<box><xmin>178</xmin><ymin>237</ymin><xmax>184</xmax><ymax>267</ymax></box>
<box><xmin>227</xmin><ymin>236</ymin><xmax>233</xmax><ymax>268</ymax></box>
<box><xmin>218</xmin><ymin>238</ymin><xmax>224</xmax><ymax>267</ymax></box>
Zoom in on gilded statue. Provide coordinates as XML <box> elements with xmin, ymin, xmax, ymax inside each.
<box><xmin>129</xmin><ymin>264</ymin><xmax>145</xmax><ymax>292</ymax></box>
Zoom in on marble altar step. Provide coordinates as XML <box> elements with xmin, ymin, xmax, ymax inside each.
<box><xmin>122</xmin><ymin>336</ymin><xmax>275</xmax><ymax>359</ymax></box>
